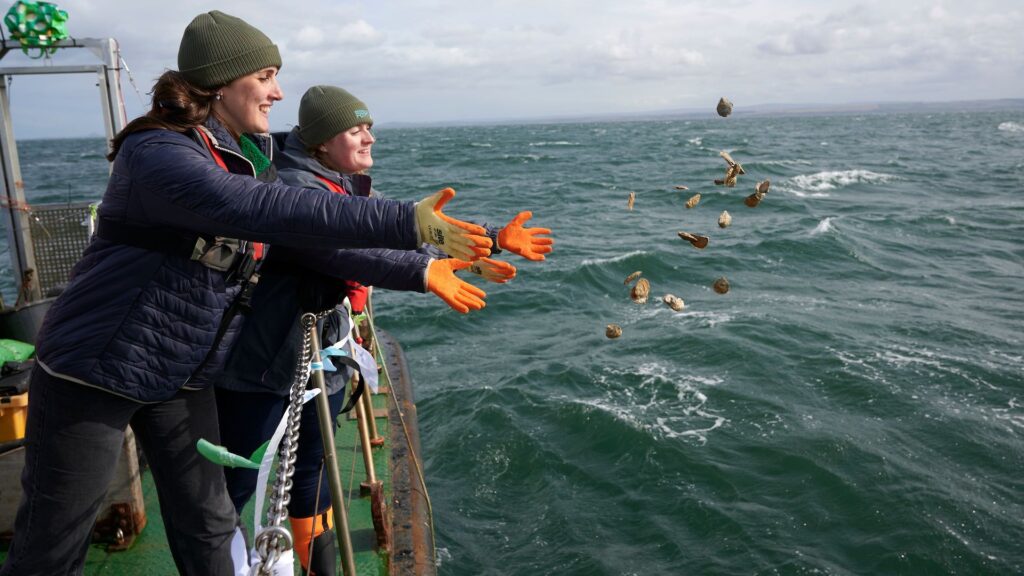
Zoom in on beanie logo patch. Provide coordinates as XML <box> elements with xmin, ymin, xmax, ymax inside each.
<box><xmin>354</xmin><ymin>109</ymin><xmax>370</xmax><ymax>118</ymax></box>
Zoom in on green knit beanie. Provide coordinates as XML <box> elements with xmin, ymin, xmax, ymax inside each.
<box><xmin>298</xmin><ymin>85</ymin><xmax>373</xmax><ymax>147</ymax></box>
<box><xmin>177</xmin><ymin>11</ymin><xmax>282</xmax><ymax>89</ymax></box>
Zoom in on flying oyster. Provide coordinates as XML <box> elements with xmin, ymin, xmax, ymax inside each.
<box><xmin>630</xmin><ymin>278</ymin><xmax>651</xmax><ymax>304</ymax></box>
<box><xmin>745</xmin><ymin>179</ymin><xmax>770</xmax><ymax>208</ymax></box>
<box><xmin>713</xmin><ymin>277</ymin><xmax>730</xmax><ymax>294</ymax></box>
<box><xmin>627</xmin><ymin>191</ymin><xmax>635</xmax><ymax>211</ymax></box>
<box><xmin>720</xmin><ymin>151</ymin><xmax>744</xmax><ymax>172</ymax></box>
<box><xmin>715</xmin><ymin>151</ymin><xmax>745</xmax><ymax>187</ymax></box>
<box><xmin>606</xmin><ymin>324</ymin><xmax>623</xmax><ymax>339</ymax></box>
<box><xmin>685</xmin><ymin>193</ymin><xmax>701</xmax><ymax>209</ymax></box>
<box><xmin>677</xmin><ymin>231</ymin><xmax>709</xmax><ymax>249</ymax></box>
<box><xmin>717</xmin><ymin>97</ymin><xmax>733</xmax><ymax>118</ymax></box>
<box><xmin>662</xmin><ymin>294</ymin><xmax>685</xmax><ymax>311</ymax></box>
<box><xmin>718</xmin><ymin>210</ymin><xmax>732</xmax><ymax>228</ymax></box>
<box><xmin>623</xmin><ymin>270</ymin><xmax>642</xmax><ymax>285</ymax></box>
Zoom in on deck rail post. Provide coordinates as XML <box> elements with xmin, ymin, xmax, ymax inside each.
<box><xmin>355</xmin><ymin>382</ymin><xmax>379</xmax><ymax>492</ymax></box>
<box><xmin>361</xmin><ymin>376</ymin><xmax>383</xmax><ymax>446</ymax></box>
<box><xmin>308</xmin><ymin>325</ymin><xmax>357</xmax><ymax>575</ymax></box>
<box><xmin>355</xmin><ymin>312</ymin><xmax>383</xmax><ymax>446</ymax></box>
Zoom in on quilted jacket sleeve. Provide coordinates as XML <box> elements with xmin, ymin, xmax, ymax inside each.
<box><xmin>266</xmin><ymin>246</ymin><xmax>431</xmax><ymax>293</ymax></box>
<box><xmin>118</xmin><ymin>131</ymin><xmax>419</xmax><ymax>250</ymax></box>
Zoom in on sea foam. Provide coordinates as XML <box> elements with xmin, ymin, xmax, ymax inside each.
<box><xmin>580</xmin><ymin>250</ymin><xmax>645</xmax><ymax>267</ymax></box>
<box><xmin>791</xmin><ymin>169</ymin><xmax>895</xmax><ymax>192</ymax></box>
<box><xmin>811</xmin><ymin>217</ymin><xmax>834</xmax><ymax>235</ymax></box>
<box><xmin>998</xmin><ymin>121</ymin><xmax>1024</xmax><ymax>133</ymax></box>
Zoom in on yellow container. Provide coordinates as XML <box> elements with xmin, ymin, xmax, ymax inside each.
<box><xmin>0</xmin><ymin>392</ymin><xmax>28</xmax><ymax>442</ymax></box>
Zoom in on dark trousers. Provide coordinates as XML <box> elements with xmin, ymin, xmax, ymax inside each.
<box><xmin>0</xmin><ymin>369</ymin><xmax>237</xmax><ymax>576</ymax></box>
<box><xmin>216</xmin><ymin>387</ymin><xmax>345</xmax><ymax>519</ymax></box>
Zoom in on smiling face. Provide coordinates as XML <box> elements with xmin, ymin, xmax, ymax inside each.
<box><xmin>320</xmin><ymin>123</ymin><xmax>375</xmax><ymax>174</ymax></box>
<box><xmin>213</xmin><ymin>67</ymin><xmax>283</xmax><ymax>137</ymax></box>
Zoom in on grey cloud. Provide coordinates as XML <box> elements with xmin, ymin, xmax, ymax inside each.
<box><xmin>758</xmin><ymin>29</ymin><xmax>832</xmax><ymax>56</ymax></box>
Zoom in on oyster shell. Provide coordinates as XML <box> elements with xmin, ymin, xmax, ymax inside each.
<box><xmin>717</xmin><ymin>97</ymin><xmax>733</xmax><ymax>117</ymax></box>
<box><xmin>713</xmin><ymin>277</ymin><xmax>730</xmax><ymax>294</ymax></box>
<box><xmin>623</xmin><ymin>270</ymin><xmax>642</xmax><ymax>285</ymax></box>
<box><xmin>725</xmin><ymin>166</ymin><xmax>740</xmax><ymax>187</ymax></box>
<box><xmin>685</xmin><ymin>193</ymin><xmax>702</xmax><ymax>209</ymax></box>
<box><xmin>630</xmin><ymin>278</ymin><xmax>650</xmax><ymax>304</ymax></box>
<box><xmin>720</xmin><ymin>150</ymin><xmax>739</xmax><ymax>167</ymax></box>
<box><xmin>662</xmin><ymin>294</ymin><xmax>685</xmax><ymax>311</ymax></box>
<box><xmin>627</xmin><ymin>191</ymin><xmax>635</xmax><ymax>211</ymax></box>
<box><xmin>716</xmin><ymin>151</ymin><xmax>745</xmax><ymax>187</ymax></box>
<box><xmin>718</xmin><ymin>210</ymin><xmax>732</xmax><ymax>228</ymax></box>
<box><xmin>677</xmin><ymin>231</ymin><xmax>709</xmax><ymax>249</ymax></box>
<box><xmin>673</xmin><ymin>185</ymin><xmax>689</xmax><ymax>191</ymax></box>
<box><xmin>745</xmin><ymin>180</ymin><xmax>769</xmax><ymax>207</ymax></box>
<box><xmin>606</xmin><ymin>324</ymin><xmax>622</xmax><ymax>339</ymax></box>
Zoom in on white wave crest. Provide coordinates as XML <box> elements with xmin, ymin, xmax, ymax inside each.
<box><xmin>998</xmin><ymin>121</ymin><xmax>1024</xmax><ymax>133</ymax></box>
<box><xmin>810</xmin><ymin>217</ymin><xmax>834</xmax><ymax>235</ymax></box>
<box><xmin>754</xmin><ymin>159</ymin><xmax>813</xmax><ymax>166</ymax></box>
<box><xmin>503</xmin><ymin>153</ymin><xmax>541</xmax><ymax>163</ymax></box>
<box><xmin>787</xmin><ymin>188</ymin><xmax>831</xmax><ymax>198</ymax></box>
<box><xmin>791</xmin><ymin>169</ymin><xmax>895</xmax><ymax>192</ymax></box>
<box><xmin>687</xmin><ymin>137</ymin><xmax>702</xmax><ymax>145</ymax></box>
<box><xmin>677</xmin><ymin>309</ymin><xmax>733</xmax><ymax>328</ymax></box>
<box><xmin>470</xmin><ymin>142</ymin><xmax>492</xmax><ymax>147</ymax></box>
<box><xmin>528</xmin><ymin>141</ymin><xmax>577</xmax><ymax>147</ymax></box>
<box><xmin>580</xmin><ymin>250</ymin><xmax>645</xmax><ymax>267</ymax></box>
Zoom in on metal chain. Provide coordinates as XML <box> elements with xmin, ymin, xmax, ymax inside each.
<box><xmin>251</xmin><ymin>312</ymin><xmax>319</xmax><ymax>574</ymax></box>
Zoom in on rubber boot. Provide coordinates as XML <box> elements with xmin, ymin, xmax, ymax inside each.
<box><xmin>290</xmin><ymin>510</ymin><xmax>335</xmax><ymax>575</ymax></box>
<box><xmin>305</xmin><ymin>529</ymin><xmax>337</xmax><ymax>576</ymax></box>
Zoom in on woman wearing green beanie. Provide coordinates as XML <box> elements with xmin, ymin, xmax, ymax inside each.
<box><xmin>0</xmin><ymin>11</ymin><xmax>504</xmax><ymax>576</ymax></box>
<box><xmin>213</xmin><ymin>84</ymin><xmax>555</xmax><ymax>574</ymax></box>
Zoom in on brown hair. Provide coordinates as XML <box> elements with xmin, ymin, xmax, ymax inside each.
<box><xmin>107</xmin><ymin>70</ymin><xmax>220</xmax><ymax>161</ymax></box>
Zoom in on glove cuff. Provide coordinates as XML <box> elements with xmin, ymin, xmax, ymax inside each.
<box><xmin>423</xmin><ymin>259</ymin><xmax>435</xmax><ymax>292</ymax></box>
<box><xmin>488</xmin><ymin>226</ymin><xmax>503</xmax><ymax>254</ymax></box>
<box><xmin>413</xmin><ymin>203</ymin><xmax>427</xmax><ymax>246</ymax></box>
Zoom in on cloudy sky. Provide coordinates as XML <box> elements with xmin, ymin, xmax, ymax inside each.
<box><xmin>3</xmin><ymin>0</ymin><xmax>1022</xmax><ymax>138</ymax></box>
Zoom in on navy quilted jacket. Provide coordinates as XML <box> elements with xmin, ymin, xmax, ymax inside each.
<box><xmin>35</xmin><ymin>118</ymin><xmax>419</xmax><ymax>403</ymax></box>
<box><xmin>215</xmin><ymin>128</ymin><xmax>434</xmax><ymax>396</ymax></box>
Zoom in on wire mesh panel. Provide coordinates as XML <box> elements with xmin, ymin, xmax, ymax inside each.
<box><xmin>27</xmin><ymin>202</ymin><xmax>93</xmax><ymax>296</ymax></box>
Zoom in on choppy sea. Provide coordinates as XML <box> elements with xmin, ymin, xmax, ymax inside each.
<box><xmin>3</xmin><ymin>109</ymin><xmax>1023</xmax><ymax>575</ymax></box>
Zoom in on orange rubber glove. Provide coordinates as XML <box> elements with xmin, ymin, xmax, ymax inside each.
<box><xmin>416</xmin><ymin>188</ymin><xmax>492</xmax><ymax>261</ymax></box>
<box><xmin>426</xmin><ymin>259</ymin><xmax>487</xmax><ymax>313</ymax></box>
<box><xmin>469</xmin><ymin>257</ymin><xmax>517</xmax><ymax>284</ymax></box>
<box><xmin>497</xmin><ymin>211</ymin><xmax>553</xmax><ymax>261</ymax></box>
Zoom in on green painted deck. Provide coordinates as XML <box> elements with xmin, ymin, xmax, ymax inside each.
<box><xmin>1</xmin><ymin>366</ymin><xmax>397</xmax><ymax>575</ymax></box>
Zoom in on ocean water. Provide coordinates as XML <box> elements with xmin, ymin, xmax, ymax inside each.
<box><xmin>3</xmin><ymin>109</ymin><xmax>1024</xmax><ymax>574</ymax></box>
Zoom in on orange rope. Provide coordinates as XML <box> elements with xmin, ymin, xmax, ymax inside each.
<box><xmin>0</xmin><ymin>198</ymin><xmax>32</xmax><ymax>212</ymax></box>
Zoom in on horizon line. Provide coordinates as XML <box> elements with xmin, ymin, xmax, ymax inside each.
<box><xmin>22</xmin><ymin>96</ymin><xmax>1024</xmax><ymax>140</ymax></box>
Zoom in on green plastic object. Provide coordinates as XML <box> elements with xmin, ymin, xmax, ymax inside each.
<box><xmin>196</xmin><ymin>438</ymin><xmax>268</xmax><ymax>469</ymax></box>
<box><xmin>4</xmin><ymin>1</ymin><xmax>69</xmax><ymax>58</ymax></box>
<box><xmin>0</xmin><ymin>338</ymin><xmax>34</xmax><ymax>363</ymax></box>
